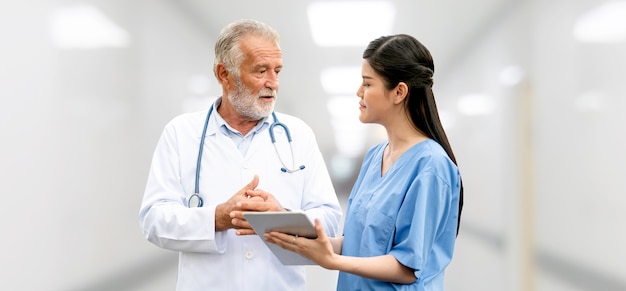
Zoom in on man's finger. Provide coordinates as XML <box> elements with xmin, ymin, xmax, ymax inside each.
<box><xmin>246</xmin><ymin>189</ymin><xmax>269</xmax><ymax>201</ymax></box>
<box><xmin>235</xmin><ymin>229</ymin><xmax>257</xmax><ymax>236</ymax></box>
<box><xmin>237</xmin><ymin>201</ymin><xmax>266</xmax><ymax>212</ymax></box>
<box><xmin>245</xmin><ymin>175</ymin><xmax>259</xmax><ymax>191</ymax></box>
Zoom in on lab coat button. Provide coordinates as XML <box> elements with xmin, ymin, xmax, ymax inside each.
<box><xmin>243</xmin><ymin>163</ymin><xmax>249</xmax><ymax>169</ymax></box>
<box><xmin>245</xmin><ymin>250</ymin><xmax>254</xmax><ymax>259</ymax></box>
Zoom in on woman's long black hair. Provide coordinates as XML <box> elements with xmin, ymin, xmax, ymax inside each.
<box><xmin>363</xmin><ymin>34</ymin><xmax>464</xmax><ymax>235</ymax></box>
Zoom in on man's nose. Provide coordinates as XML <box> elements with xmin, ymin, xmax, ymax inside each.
<box><xmin>265</xmin><ymin>72</ymin><xmax>279</xmax><ymax>90</ymax></box>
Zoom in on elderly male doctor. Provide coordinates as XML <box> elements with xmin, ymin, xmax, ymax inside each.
<box><xmin>139</xmin><ymin>19</ymin><xmax>342</xmax><ymax>290</ymax></box>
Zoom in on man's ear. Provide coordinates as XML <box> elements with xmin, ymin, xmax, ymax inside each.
<box><xmin>216</xmin><ymin>63</ymin><xmax>231</xmax><ymax>87</ymax></box>
<box><xmin>393</xmin><ymin>82</ymin><xmax>408</xmax><ymax>104</ymax></box>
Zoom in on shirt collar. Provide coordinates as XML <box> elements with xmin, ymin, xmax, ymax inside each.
<box><xmin>210</xmin><ymin>97</ymin><xmax>270</xmax><ymax>137</ymax></box>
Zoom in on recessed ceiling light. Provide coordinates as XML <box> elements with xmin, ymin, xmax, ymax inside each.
<box><xmin>307</xmin><ymin>1</ymin><xmax>395</xmax><ymax>47</ymax></box>
<box><xmin>499</xmin><ymin>65</ymin><xmax>525</xmax><ymax>86</ymax></box>
<box><xmin>573</xmin><ymin>1</ymin><xmax>626</xmax><ymax>43</ymax></box>
<box><xmin>49</xmin><ymin>4</ymin><xmax>130</xmax><ymax>49</ymax></box>
<box><xmin>320</xmin><ymin>66</ymin><xmax>362</xmax><ymax>95</ymax></box>
<box><xmin>575</xmin><ymin>91</ymin><xmax>606</xmax><ymax>112</ymax></box>
<box><xmin>457</xmin><ymin>94</ymin><xmax>495</xmax><ymax>116</ymax></box>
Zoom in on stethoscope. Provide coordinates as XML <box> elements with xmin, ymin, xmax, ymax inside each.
<box><xmin>188</xmin><ymin>105</ymin><xmax>305</xmax><ymax>208</ymax></box>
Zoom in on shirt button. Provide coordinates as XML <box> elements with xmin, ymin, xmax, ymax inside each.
<box><xmin>245</xmin><ymin>250</ymin><xmax>254</xmax><ymax>259</ymax></box>
<box><xmin>243</xmin><ymin>163</ymin><xmax>249</xmax><ymax>169</ymax></box>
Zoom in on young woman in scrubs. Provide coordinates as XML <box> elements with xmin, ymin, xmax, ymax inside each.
<box><xmin>264</xmin><ymin>34</ymin><xmax>464</xmax><ymax>290</ymax></box>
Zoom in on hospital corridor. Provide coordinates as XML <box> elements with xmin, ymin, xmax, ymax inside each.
<box><xmin>1</xmin><ymin>0</ymin><xmax>625</xmax><ymax>290</ymax></box>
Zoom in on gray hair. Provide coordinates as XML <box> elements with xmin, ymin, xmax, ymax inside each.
<box><xmin>213</xmin><ymin>19</ymin><xmax>281</xmax><ymax>78</ymax></box>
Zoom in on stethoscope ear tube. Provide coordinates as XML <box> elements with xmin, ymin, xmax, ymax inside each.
<box><xmin>188</xmin><ymin>106</ymin><xmax>305</xmax><ymax>208</ymax></box>
<box><xmin>281</xmin><ymin>165</ymin><xmax>306</xmax><ymax>173</ymax></box>
<box><xmin>270</xmin><ymin>114</ymin><xmax>305</xmax><ymax>173</ymax></box>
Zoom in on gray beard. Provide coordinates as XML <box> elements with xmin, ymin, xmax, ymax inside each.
<box><xmin>227</xmin><ymin>78</ymin><xmax>275</xmax><ymax>120</ymax></box>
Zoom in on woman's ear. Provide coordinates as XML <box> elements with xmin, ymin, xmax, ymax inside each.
<box><xmin>393</xmin><ymin>82</ymin><xmax>408</xmax><ymax>104</ymax></box>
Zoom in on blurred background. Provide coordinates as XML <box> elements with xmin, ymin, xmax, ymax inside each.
<box><xmin>1</xmin><ymin>0</ymin><xmax>625</xmax><ymax>290</ymax></box>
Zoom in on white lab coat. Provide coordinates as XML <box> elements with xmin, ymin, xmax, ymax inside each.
<box><xmin>139</xmin><ymin>105</ymin><xmax>342</xmax><ymax>291</ymax></box>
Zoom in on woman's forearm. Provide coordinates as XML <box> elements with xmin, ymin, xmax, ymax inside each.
<box><xmin>329</xmin><ymin>236</ymin><xmax>343</xmax><ymax>254</ymax></box>
<box><xmin>331</xmin><ymin>254</ymin><xmax>416</xmax><ymax>284</ymax></box>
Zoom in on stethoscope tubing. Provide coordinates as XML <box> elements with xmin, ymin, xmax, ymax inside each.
<box><xmin>194</xmin><ymin>105</ymin><xmax>213</xmax><ymax>197</ymax></box>
<box><xmin>189</xmin><ymin>105</ymin><xmax>304</xmax><ymax>207</ymax></box>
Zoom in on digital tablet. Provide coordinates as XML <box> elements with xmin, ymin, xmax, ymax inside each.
<box><xmin>243</xmin><ymin>211</ymin><xmax>317</xmax><ymax>265</ymax></box>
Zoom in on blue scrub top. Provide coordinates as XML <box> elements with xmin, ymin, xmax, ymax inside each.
<box><xmin>338</xmin><ymin>139</ymin><xmax>461</xmax><ymax>291</ymax></box>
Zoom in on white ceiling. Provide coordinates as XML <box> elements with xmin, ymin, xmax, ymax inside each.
<box><xmin>173</xmin><ymin>0</ymin><xmax>513</xmax><ymax>151</ymax></box>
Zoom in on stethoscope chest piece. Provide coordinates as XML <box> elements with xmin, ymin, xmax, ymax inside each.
<box><xmin>188</xmin><ymin>193</ymin><xmax>203</xmax><ymax>208</ymax></box>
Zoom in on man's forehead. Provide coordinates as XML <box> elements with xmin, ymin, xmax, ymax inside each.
<box><xmin>243</xmin><ymin>46</ymin><xmax>282</xmax><ymax>65</ymax></box>
<box><xmin>240</xmin><ymin>34</ymin><xmax>279</xmax><ymax>49</ymax></box>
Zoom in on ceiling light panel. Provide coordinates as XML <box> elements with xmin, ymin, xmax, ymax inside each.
<box><xmin>49</xmin><ymin>4</ymin><xmax>130</xmax><ymax>49</ymax></box>
<box><xmin>307</xmin><ymin>1</ymin><xmax>395</xmax><ymax>47</ymax></box>
<box><xmin>573</xmin><ymin>1</ymin><xmax>626</xmax><ymax>43</ymax></box>
<box><xmin>320</xmin><ymin>66</ymin><xmax>362</xmax><ymax>95</ymax></box>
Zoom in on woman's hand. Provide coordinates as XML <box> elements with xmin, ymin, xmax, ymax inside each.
<box><xmin>266</xmin><ymin>218</ymin><xmax>416</xmax><ymax>284</ymax></box>
<box><xmin>264</xmin><ymin>219</ymin><xmax>339</xmax><ymax>269</ymax></box>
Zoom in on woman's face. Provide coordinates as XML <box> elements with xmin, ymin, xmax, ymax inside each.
<box><xmin>357</xmin><ymin>60</ymin><xmax>394</xmax><ymax>124</ymax></box>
